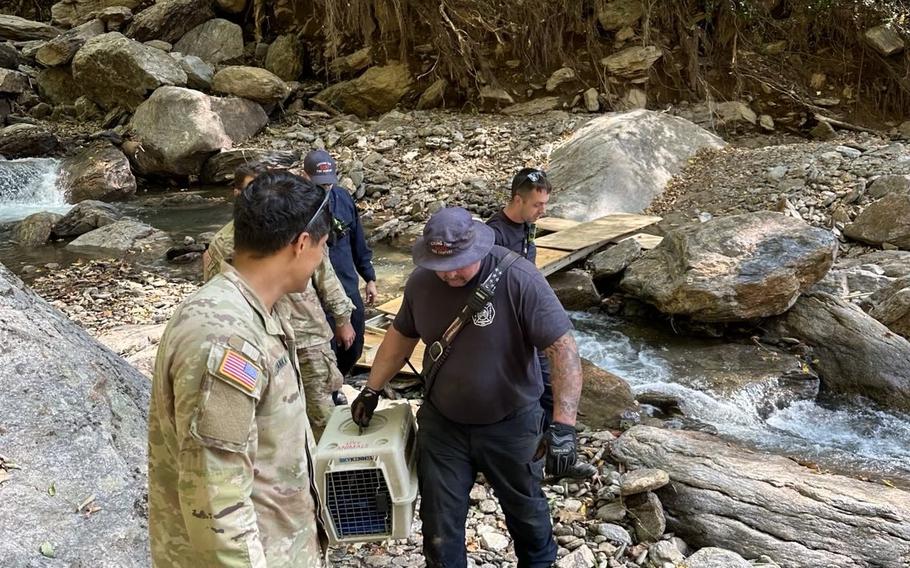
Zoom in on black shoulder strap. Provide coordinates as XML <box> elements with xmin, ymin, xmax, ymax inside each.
<box><xmin>422</xmin><ymin>251</ymin><xmax>522</xmax><ymax>396</ymax></box>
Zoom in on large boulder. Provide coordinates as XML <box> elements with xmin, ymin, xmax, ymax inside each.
<box><xmin>773</xmin><ymin>291</ymin><xmax>910</xmax><ymax>411</ymax></box>
<box><xmin>0</xmin><ymin>15</ymin><xmax>61</xmax><ymax>41</ymax></box>
<box><xmin>844</xmin><ymin>193</ymin><xmax>910</xmax><ymax>249</ymax></box>
<box><xmin>126</xmin><ymin>0</ymin><xmax>214</xmax><ymax>43</ymax></box>
<box><xmin>870</xmin><ymin>286</ymin><xmax>910</xmax><ymax>339</ymax></box>
<box><xmin>36</xmin><ymin>66</ymin><xmax>83</xmax><ymax>105</ymax></box>
<box><xmin>314</xmin><ymin>63</ymin><xmax>413</xmax><ymax>118</ymax></box>
<box><xmin>548</xmin><ymin>269</ymin><xmax>601</xmax><ymax>310</ymax></box>
<box><xmin>683</xmin><ymin>548</ymin><xmax>751</xmax><ymax>568</ymax></box>
<box><xmin>201</xmin><ymin>148</ymin><xmax>299</xmax><ymax>184</ymax></box>
<box><xmin>14</xmin><ymin>211</ymin><xmax>63</xmax><ymax>246</ymax></box>
<box><xmin>0</xmin><ymin>124</ymin><xmax>60</xmax><ymax>158</ymax></box>
<box><xmin>601</xmin><ymin>45</ymin><xmax>662</xmax><ymax>79</ymax></box>
<box><xmin>172</xmin><ymin>18</ymin><xmax>242</xmax><ymax>64</ymax></box>
<box><xmin>865</xmin><ymin>24</ymin><xmax>905</xmax><ymax>57</ymax></box>
<box><xmin>35</xmin><ymin>18</ymin><xmax>104</xmax><ymax>67</ymax></box>
<box><xmin>547</xmin><ymin>110</ymin><xmax>725</xmax><ymax>219</ymax></box>
<box><xmin>72</xmin><ymin>32</ymin><xmax>187</xmax><ymax>110</ymax></box>
<box><xmin>579</xmin><ymin>359</ymin><xmax>637</xmax><ymax>430</ymax></box>
<box><xmin>211</xmin><ymin>65</ymin><xmax>290</xmax><ymax>105</ymax></box>
<box><xmin>0</xmin><ymin>264</ymin><xmax>149</xmax><ymax>565</ymax></box>
<box><xmin>128</xmin><ymin>86</ymin><xmax>267</xmax><ymax>176</ymax></box>
<box><xmin>264</xmin><ymin>33</ymin><xmax>304</xmax><ymax>81</ymax></box>
<box><xmin>59</xmin><ymin>143</ymin><xmax>136</xmax><ymax>203</ymax></box>
<box><xmin>613</xmin><ymin>426</ymin><xmax>910</xmax><ymax>568</ymax></box>
<box><xmin>53</xmin><ymin>199</ymin><xmax>121</xmax><ymax>237</ymax></box>
<box><xmin>51</xmin><ymin>0</ymin><xmax>142</xmax><ymax>28</ymax></box>
<box><xmin>621</xmin><ymin>212</ymin><xmax>837</xmax><ymax>321</ymax></box>
<box><xmin>67</xmin><ymin>217</ymin><xmax>170</xmax><ymax>254</ymax></box>
<box><xmin>0</xmin><ymin>68</ymin><xmax>31</xmax><ymax>94</ymax></box>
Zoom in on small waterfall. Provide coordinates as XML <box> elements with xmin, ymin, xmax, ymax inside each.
<box><xmin>0</xmin><ymin>158</ymin><xmax>68</xmax><ymax>222</ymax></box>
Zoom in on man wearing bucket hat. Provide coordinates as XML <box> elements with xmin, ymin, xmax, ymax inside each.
<box><xmin>351</xmin><ymin>207</ymin><xmax>583</xmax><ymax>568</ymax></box>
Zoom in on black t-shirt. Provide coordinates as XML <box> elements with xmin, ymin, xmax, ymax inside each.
<box><xmin>486</xmin><ymin>209</ymin><xmax>537</xmax><ymax>263</ymax></box>
<box><xmin>393</xmin><ymin>245</ymin><xmax>571</xmax><ymax>424</ymax></box>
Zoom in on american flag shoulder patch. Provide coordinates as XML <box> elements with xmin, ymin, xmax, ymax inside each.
<box><xmin>216</xmin><ymin>349</ymin><xmax>261</xmax><ymax>393</ymax></box>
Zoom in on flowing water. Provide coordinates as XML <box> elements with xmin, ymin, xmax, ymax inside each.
<box><xmin>0</xmin><ymin>158</ymin><xmax>70</xmax><ymax>223</ymax></box>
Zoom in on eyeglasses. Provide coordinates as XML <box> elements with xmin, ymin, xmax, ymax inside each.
<box><xmin>299</xmin><ymin>186</ymin><xmax>338</xmax><ymax>246</ymax></box>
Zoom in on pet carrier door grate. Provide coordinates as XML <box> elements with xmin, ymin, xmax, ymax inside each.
<box><xmin>325</xmin><ymin>468</ymin><xmax>392</xmax><ymax>538</ymax></box>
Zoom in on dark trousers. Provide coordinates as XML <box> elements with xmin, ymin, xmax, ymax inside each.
<box><xmin>416</xmin><ymin>402</ymin><xmax>556</xmax><ymax>568</ymax></box>
<box><xmin>538</xmin><ymin>351</ymin><xmax>553</xmax><ymax>428</ymax></box>
<box><xmin>327</xmin><ymin>291</ymin><xmax>365</xmax><ymax>378</ymax></box>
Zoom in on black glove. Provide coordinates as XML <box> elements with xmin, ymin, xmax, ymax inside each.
<box><xmin>545</xmin><ymin>422</ymin><xmax>578</xmax><ymax>477</ymax></box>
<box><xmin>351</xmin><ymin>386</ymin><xmax>381</xmax><ymax>427</ymax></box>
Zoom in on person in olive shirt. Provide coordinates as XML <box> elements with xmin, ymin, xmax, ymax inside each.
<box><xmin>487</xmin><ymin>168</ymin><xmax>597</xmax><ymax>479</ymax></box>
<box><xmin>351</xmin><ymin>207</ymin><xmax>584</xmax><ymax>568</ymax></box>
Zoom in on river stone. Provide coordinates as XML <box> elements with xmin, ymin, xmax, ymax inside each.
<box><xmin>36</xmin><ymin>66</ymin><xmax>82</xmax><ymax>105</ymax></box>
<box><xmin>51</xmin><ymin>0</ymin><xmax>140</xmax><ymax>28</ymax></box>
<box><xmin>547</xmin><ymin>110</ymin><xmax>725</xmax><ymax>218</ymax></box>
<box><xmin>584</xmin><ymin>88</ymin><xmax>600</xmax><ymax>112</ymax></box>
<box><xmin>865</xmin><ymin>24</ymin><xmax>904</xmax><ymax>57</ymax></box>
<box><xmin>587</xmin><ymin>238</ymin><xmax>642</xmax><ymax>284</ymax></box>
<box><xmin>201</xmin><ymin>148</ymin><xmax>299</xmax><ymax>184</ymax></box>
<box><xmin>844</xmin><ymin>193</ymin><xmax>910</xmax><ymax>250</ymax></box>
<box><xmin>127</xmin><ymin>0</ymin><xmax>214</xmax><ymax>43</ymax></box>
<box><xmin>172</xmin><ymin>53</ymin><xmax>213</xmax><ymax>89</ymax></box>
<box><xmin>264</xmin><ymin>34</ymin><xmax>303</xmax><ymax>81</ymax></box>
<box><xmin>99</xmin><ymin>6</ymin><xmax>134</xmax><ymax>32</ymax></box>
<box><xmin>579</xmin><ymin>359</ymin><xmax>637</xmax><ymax>430</ymax></box>
<box><xmin>67</xmin><ymin>217</ymin><xmax>170</xmax><ymax>253</ymax></box>
<box><xmin>595</xmin><ymin>500</ymin><xmax>626</xmax><ymax>522</ymax></box>
<box><xmin>502</xmin><ymin>97</ymin><xmax>561</xmax><ymax>116</ymax></box>
<box><xmin>614</xmin><ymin>426</ymin><xmax>910</xmax><ymax>567</ymax></box>
<box><xmin>775</xmin><ymin>291</ymin><xmax>910</xmax><ymax>411</ymax></box>
<box><xmin>481</xmin><ymin>532</ymin><xmax>509</xmax><ymax>552</ymax></box>
<box><xmin>0</xmin><ymin>41</ymin><xmax>19</xmax><ymax>69</ymax></box>
<box><xmin>72</xmin><ymin>32</ymin><xmax>187</xmax><ymax>110</ymax></box>
<box><xmin>868</xmin><ymin>175</ymin><xmax>910</xmax><ymax>199</ymax></box>
<box><xmin>36</xmin><ymin>18</ymin><xmax>104</xmax><ymax>66</ymax></box>
<box><xmin>315</xmin><ymin>63</ymin><xmax>414</xmax><ymax>118</ymax></box>
<box><xmin>646</xmin><ymin>540</ymin><xmax>686</xmax><ymax>567</ymax></box>
<box><xmin>327</xmin><ymin>46</ymin><xmax>373</xmax><ymax>77</ymax></box>
<box><xmin>601</xmin><ymin>45</ymin><xmax>662</xmax><ymax>79</ymax></box>
<box><xmin>59</xmin><ymin>142</ymin><xmax>136</xmax><ymax>203</ymax></box>
<box><xmin>211</xmin><ymin>65</ymin><xmax>290</xmax><ymax>105</ymax></box>
<box><xmin>713</xmin><ymin>100</ymin><xmax>757</xmax><ymax>127</ymax></box>
<box><xmin>620</xmin><ymin>468</ymin><xmax>669</xmax><ymax>495</ymax></box>
<box><xmin>554</xmin><ymin>544</ymin><xmax>596</xmax><ymax>568</ymax></box>
<box><xmin>14</xmin><ymin>211</ymin><xmax>63</xmax><ymax>246</ymax></box>
<box><xmin>595</xmin><ymin>523</ymin><xmax>632</xmax><ymax>546</ymax></box>
<box><xmin>0</xmin><ymin>264</ymin><xmax>150</xmax><ymax>565</ymax></box>
<box><xmin>0</xmin><ymin>123</ymin><xmax>60</xmax><ymax>158</ymax></box>
<box><xmin>417</xmin><ymin>78</ymin><xmax>448</xmax><ymax>110</ymax></box>
<box><xmin>684</xmin><ymin>548</ymin><xmax>751</xmax><ymax>568</ymax></box>
<box><xmin>546</xmin><ymin>67</ymin><xmax>576</xmax><ymax>92</ymax></box>
<box><xmin>0</xmin><ymin>15</ymin><xmax>61</xmax><ymax>41</ymax></box>
<box><xmin>548</xmin><ymin>269</ymin><xmax>600</xmax><ymax>310</ymax></box>
<box><xmin>626</xmin><ymin>491</ymin><xmax>665</xmax><ymax>543</ymax></box>
<box><xmin>0</xmin><ymin>68</ymin><xmax>31</xmax><ymax>94</ymax></box>
<box><xmin>53</xmin><ymin>199</ymin><xmax>120</xmax><ymax>237</ymax></box>
<box><xmin>621</xmin><ymin>212</ymin><xmax>837</xmax><ymax>321</ymax></box>
<box><xmin>870</xmin><ymin>287</ymin><xmax>910</xmax><ymax>339</ymax></box>
<box><xmin>173</xmin><ymin>18</ymin><xmax>243</xmax><ymax>64</ymax></box>
<box><xmin>128</xmin><ymin>86</ymin><xmax>266</xmax><ymax>176</ymax></box>
<box><xmin>596</xmin><ymin>0</ymin><xmax>642</xmax><ymax>31</ymax></box>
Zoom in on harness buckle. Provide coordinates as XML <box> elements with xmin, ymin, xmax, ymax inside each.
<box><xmin>428</xmin><ymin>341</ymin><xmax>444</xmax><ymax>362</ymax></box>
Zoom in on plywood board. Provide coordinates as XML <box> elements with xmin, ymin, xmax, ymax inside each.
<box><xmin>536</xmin><ymin>217</ymin><xmax>581</xmax><ymax>233</ymax></box>
<box><xmin>359</xmin><ymin>328</ymin><xmax>425</xmax><ymax>375</ymax></box>
<box><xmin>621</xmin><ymin>233</ymin><xmax>664</xmax><ymax>249</ymax></box>
<box><xmin>534</xmin><ymin>214</ymin><xmax>661</xmax><ymax>252</ymax></box>
<box><xmin>535</xmin><ymin>246</ymin><xmax>572</xmax><ymax>273</ymax></box>
<box><xmin>376</xmin><ymin>296</ymin><xmax>404</xmax><ymax>316</ymax></box>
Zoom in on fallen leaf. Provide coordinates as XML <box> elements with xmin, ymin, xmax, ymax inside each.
<box><xmin>48</xmin><ymin>483</ymin><xmax>56</xmax><ymax>496</ymax></box>
<box><xmin>39</xmin><ymin>541</ymin><xmax>55</xmax><ymax>558</ymax></box>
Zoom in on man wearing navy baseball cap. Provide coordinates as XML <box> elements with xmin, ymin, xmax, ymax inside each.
<box><xmin>351</xmin><ymin>207</ymin><xmax>583</xmax><ymax>568</ymax></box>
<box><xmin>303</xmin><ymin>150</ymin><xmax>378</xmax><ymax>384</ymax></box>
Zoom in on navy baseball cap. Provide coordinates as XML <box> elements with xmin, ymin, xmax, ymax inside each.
<box><xmin>412</xmin><ymin>207</ymin><xmax>495</xmax><ymax>271</ymax></box>
<box><xmin>303</xmin><ymin>150</ymin><xmax>338</xmax><ymax>185</ymax></box>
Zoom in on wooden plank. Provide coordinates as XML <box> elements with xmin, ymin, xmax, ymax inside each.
<box><xmin>621</xmin><ymin>233</ymin><xmax>664</xmax><ymax>249</ymax></box>
<box><xmin>534</xmin><ymin>214</ymin><xmax>661</xmax><ymax>252</ymax></box>
<box><xmin>376</xmin><ymin>295</ymin><xmax>404</xmax><ymax>316</ymax></box>
<box><xmin>536</xmin><ymin>217</ymin><xmax>581</xmax><ymax>233</ymax></box>
<box><xmin>359</xmin><ymin>328</ymin><xmax>425</xmax><ymax>375</ymax></box>
<box><xmin>535</xmin><ymin>246</ymin><xmax>571</xmax><ymax>271</ymax></box>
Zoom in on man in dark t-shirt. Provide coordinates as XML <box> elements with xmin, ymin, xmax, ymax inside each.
<box><xmin>350</xmin><ymin>207</ymin><xmax>584</xmax><ymax>568</ymax></box>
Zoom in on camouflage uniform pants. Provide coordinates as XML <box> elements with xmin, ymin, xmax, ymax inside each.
<box><xmin>298</xmin><ymin>342</ymin><xmax>344</xmax><ymax>441</ymax></box>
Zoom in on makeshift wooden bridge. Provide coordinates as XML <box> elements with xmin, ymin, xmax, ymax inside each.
<box><xmin>358</xmin><ymin>213</ymin><xmax>662</xmax><ymax>375</ymax></box>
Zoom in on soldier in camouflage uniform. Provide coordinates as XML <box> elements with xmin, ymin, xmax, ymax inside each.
<box><xmin>205</xmin><ymin>219</ymin><xmax>354</xmax><ymax>438</ymax></box>
<box><xmin>148</xmin><ymin>171</ymin><xmax>332</xmax><ymax>566</ymax></box>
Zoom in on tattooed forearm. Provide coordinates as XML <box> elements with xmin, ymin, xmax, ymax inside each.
<box><xmin>544</xmin><ymin>332</ymin><xmax>583</xmax><ymax>425</ymax></box>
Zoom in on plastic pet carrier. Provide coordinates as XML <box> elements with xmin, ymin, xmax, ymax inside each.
<box><xmin>314</xmin><ymin>402</ymin><xmax>418</xmax><ymax>544</ymax></box>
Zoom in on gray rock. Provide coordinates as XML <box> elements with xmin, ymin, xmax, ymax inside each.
<box><xmin>469</xmin><ymin>483</ymin><xmax>488</xmax><ymax>503</ymax></box>
<box><xmin>0</xmin><ymin>264</ymin><xmax>149</xmax><ymax>565</ymax></box>
<box><xmin>620</xmin><ymin>468</ymin><xmax>669</xmax><ymax>496</ymax></box>
<box><xmin>127</xmin><ymin>0</ymin><xmax>214</xmax><ymax>43</ymax></box>
<box><xmin>546</xmin><ymin>67</ymin><xmax>576</xmax><ymax>92</ymax></box>
<box><xmin>621</xmin><ymin>212</ymin><xmax>837</xmax><ymax>321</ymax></box>
<box><xmin>0</xmin><ymin>41</ymin><xmax>19</xmax><ymax>69</ymax></box>
<box><xmin>587</xmin><ymin>238</ymin><xmax>642</xmax><ymax>282</ymax></box>
<box><xmin>73</xmin><ymin>94</ymin><xmax>102</xmax><ymax>119</ymax></box>
<box><xmin>713</xmin><ymin>100</ymin><xmax>757</xmax><ymax>127</ymax></box>
<box><xmin>646</xmin><ymin>540</ymin><xmax>685</xmax><ymax>568</ymax></box>
<box><xmin>98</xmin><ymin>6</ymin><xmax>134</xmax><ymax>32</ymax></box>
<box><xmin>315</xmin><ymin>64</ymin><xmax>414</xmax><ymax>118</ymax></box>
<box><xmin>51</xmin><ymin>0</ymin><xmax>140</xmax><ymax>28</ymax></box>
<box><xmin>211</xmin><ymin>65</ymin><xmax>290</xmax><ymax>105</ymax></box>
<box><xmin>579</xmin><ymin>359</ymin><xmax>638</xmax><ymax>430</ymax></box>
<box><xmin>36</xmin><ymin>66</ymin><xmax>82</xmax><ymax>105</ymax></box>
<box><xmin>583</xmin><ymin>88</ymin><xmax>599</xmax><ymax>112</ymax></box>
<box><xmin>144</xmin><ymin>39</ymin><xmax>171</xmax><ymax>51</ymax></box>
<box><xmin>216</xmin><ymin>0</ymin><xmax>246</xmax><ymax>13</ymax></box>
<box><xmin>548</xmin><ymin>269</ymin><xmax>600</xmax><ymax>310</ymax></box>
<box><xmin>59</xmin><ymin>142</ymin><xmax>135</xmax><ymax>203</ymax></box>
<box><xmin>480</xmin><ymin>531</ymin><xmax>509</xmax><ymax>551</ymax></box>
<box><xmin>53</xmin><ymin>199</ymin><xmax>120</xmax><ymax>237</ymax></box>
<box><xmin>845</xmin><ymin>193</ymin><xmax>910</xmax><ymax>249</ymax></box>
<box><xmin>601</xmin><ymin>45</ymin><xmax>662</xmax><ymax>79</ymax></box>
<box><xmin>0</xmin><ymin>15</ymin><xmax>61</xmax><ymax>41</ymax></box>
<box><xmin>36</xmin><ymin>18</ymin><xmax>104</xmax><ymax>67</ymax></box>
<box><xmin>128</xmin><ymin>86</ymin><xmax>266</xmax><ymax>176</ymax></box>
<box><xmin>478</xmin><ymin>499</ymin><xmax>497</xmax><ymax>514</ymax></box>
<box><xmin>868</xmin><ymin>175</ymin><xmax>910</xmax><ymax>199</ymax></box>
<box><xmin>327</xmin><ymin>46</ymin><xmax>373</xmax><ymax>77</ymax></box>
<box><xmin>72</xmin><ymin>32</ymin><xmax>187</xmax><ymax>110</ymax></box>
<box><xmin>684</xmin><ymin>548</ymin><xmax>751</xmax><ymax>568</ymax></box>
<box><xmin>201</xmin><ymin>148</ymin><xmax>298</xmax><ymax>184</ymax></box>
<box><xmin>595</xmin><ymin>500</ymin><xmax>626</xmax><ymax>522</ymax></box>
<box><xmin>554</xmin><ymin>544</ymin><xmax>596</xmax><ymax>568</ymax></box>
<box><xmin>594</xmin><ymin>523</ymin><xmax>632</xmax><ymax>546</ymax></box>
<box><xmin>626</xmin><ymin>491</ymin><xmax>665</xmax><ymax>543</ymax></box>
<box><xmin>264</xmin><ymin>34</ymin><xmax>303</xmax><ymax>81</ymax></box>
<box><xmin>417</xmin><ymin>78</ymin><xmax>448</xmax><ymax>110</ymax></box>
<box><xmin>0</xmin><ymin>68</ymin><xmax>31</xmax><ymax>94</ymax></box>
<box><xmin>67</xmin><ymin>217</ymin><xmax>170</xmax><ymax>253</ymax></box>
<box><xmin>759</xmin><ymin>114</ymin><xmax>775</xmax><ymax>131</ymax></box>
<box><xmin>548</xmin><ymin>110</ymin><xmax>725</xmax><ymax>218</ymax></box>
<box><xmin>502</xmin><ymin>97</ymin><xmax>561</xmax><ymax>116</ymax></box>
<box><xmin>870</xmin><ymin>287</ymin><xmax>910</xmax><ymax>339</ymax></box>
<box><xmin>173</xmin><ymin>53</ymin><xmax>213</xmax><ymax>90</ymax></box>
<box><xmin>865</xmin><ymin>24</ymin><xmax>905</xmax><ymax>57</ymax></box>
<box><xmin>596</xmin><ymin>0</ymin><xmax>642</xmax><ymax>31</ymax></box>
<box><xmin>613</xmin><ymin>426</ymin><xmax>910</xmax><ymax>568</ymax></box>
<box><xmin>0</xmin><ymin>123</ymin><xmax>60</xmax><ymax>158</ymax></box>
<box><xmin>173</xmin><ymin>18</ymin><xmax>243</xmax><ymax>64</ymax></box>
<box><xmin>479</xmin><ymin>85</ymin><xmax>514</xmax><ymax>108</ymax></box>
<box><xmin>14</xmin><ymin>211</ymin><xmax>63</xmax><ymax>246</ymax></box>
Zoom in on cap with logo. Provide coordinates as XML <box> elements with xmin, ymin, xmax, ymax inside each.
<box><xmin>303</xmin><ymin>150</ymin><xmax>338</xmax><ymax>185</ymax></box>
<box><xmin>412</xmin><ymin>207</ymin><xmax>495</xmax><ymax>271</ymax></box>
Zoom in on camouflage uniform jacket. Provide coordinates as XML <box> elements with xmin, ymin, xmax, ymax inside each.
<box><xmin>205</xmin><ymin>220</ymin><xmax>354</xmax><ymax>348</ymax></box>
<box><xmin>148</xmin><ymin>263</ymin><xmax>326</xmax><ymax>567</ymax></box>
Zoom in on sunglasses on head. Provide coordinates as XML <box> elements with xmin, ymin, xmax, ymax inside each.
<box><xmin>525</xmin><ymin>170</ymin><xmax>546</xmax><ymax>183</ymax></box>
<box><xmin>301</xmin><ymin>186</ymin><xmax>345</xmax><ymax>246</ymax></box>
